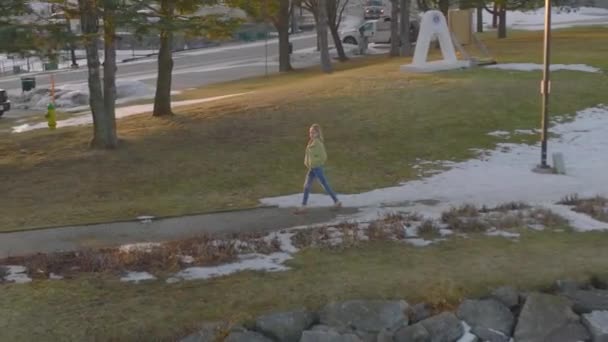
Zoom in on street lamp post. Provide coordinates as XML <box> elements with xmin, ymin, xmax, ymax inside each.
<box><xmin>539</xmin><ymin>0</ymin><xmax>552</xmax><ymax>170</ymax></box>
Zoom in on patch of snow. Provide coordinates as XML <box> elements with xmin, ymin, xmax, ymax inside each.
<box><xmin>118</xmin><ymin>242</ymin><xmax>161</xmax><ymax>253</ymax></box>
<box><xmin>404</xmin><ymin>238</ymin><xmax>433</xmax><ymax>247</ymax></box>
<box><xmin>265</xmin><ymin>231</ymin><xmax>299</xmax><ymax>254</ymax></box>
<box><xmin>488</xmin><ymin>130</ymin><xmax>511</xmax><ymax>138</ymax></box>
<box><xmin>137</xmin><ymin>215</ymin><xmax>155</xmax><ymax>223</ymax></box>
<box><xmin>10</xmin><ymin>80</ymin><xmax>154</xmax><ymax>111</ymax></box>
<box><xmin>439</xmin><ymin>228</ymin><xmax>454</xmax><ymax>236</ymax></box>
<box><xmin>542</xmin><ymin>204</ymin><xmax>608</xmax><ymax>231</ymax></box>
<box><xmin>171</xmin><ymin>252</ymin><xmax>292</xmax><ymax>281</ymax></box>
<box><xmin>527</xmin><ymin>223</ymin><xmax>546</xmax><ymax>231</ymax></box>
<box><xmin>166</xmin><ymin>277</ymin><xmax>180</xmax><ymax>284</ymax></box>
<box><xmin>2</xmin><ymin>265</ymin><xmax>32</xmax><ymax>284</ymax></box>
<box><xmin>485</xmin><ymin>63</ymin><xmax>601</xmax><ymax>73</ymax></box>
<box><xmin>486</xmin><ymin>228</ymin><xmax>521</xmax><ymax>239</ymax></box>
<box><xmin>457</xmin><ymin>321</ymin><xmax>478</xmax><ymax>342</ymax></box>
<box><xmin>404</xmin><ymin>225</ymin><xmax>419</xmax><ymax>237</ymax></box>
<box><xmin>12</xmin><ymin>93</ymin><xmax>250</xmax><ymax>133</ymax></box>
<box><xmin>515</xmin><ymin>129</ymin><xmax>538</xmax><ymax>135</ymax></box>
<box><xmin>120</xmin><ymin>271</ymin><xmax>157</xmax><ymax>283</ymax></box>
<box><xmin>261</xmin><ymin>105</ymin><xmax>608</xmax><ymax>232</ymax></box>
<box><xmin>180</xmin><ymin>255</ymin><xmax>195</xmax><ymax>264</ymax></box>
<box><xmin>49</xmin><ymin>273</ymin><xmax>64</xmax><ymax>280</ymax></box>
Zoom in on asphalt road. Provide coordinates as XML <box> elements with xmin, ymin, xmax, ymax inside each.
<box><xmin>0</xmin><ymin>33</ymin><xmax>319</xmax><ymax>95</ymax></box>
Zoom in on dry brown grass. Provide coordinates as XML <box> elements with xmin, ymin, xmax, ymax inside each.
<box><xmin>0</xmin><ymin>232</ymin><xmax>280</xmax><ymax>278</ymax></box>
<box><xmin>417</xmin><ymin>219</ymin><xmax>441</xmax><ymax>240</ymax></box>
<box><xmin>560</xmin><ymin>196</ymin><xmax>608</xmax><ymax>223</ymax></box>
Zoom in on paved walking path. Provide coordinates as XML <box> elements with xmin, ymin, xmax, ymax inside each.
<box><xmin>0</xmin><ymin>207</ymin><xmax>356</xmax><ymax>258</ymax></box>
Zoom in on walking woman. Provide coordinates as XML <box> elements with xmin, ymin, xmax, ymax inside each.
<box><xmin>296</xmin><ymin>124</ymin><xmax>341</xmax><ymax>214</ymax></box>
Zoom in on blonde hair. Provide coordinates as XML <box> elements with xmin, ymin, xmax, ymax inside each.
<box><xmin>310</xmin><ymin>124</ymin><xmax>324</xmax><ymax>141</ymax></box>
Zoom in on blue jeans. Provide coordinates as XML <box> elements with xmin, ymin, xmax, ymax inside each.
<box><xmin>302</xmin><ymin>167</ymin><xmax>339</xmax><ymax>206</ymax></box>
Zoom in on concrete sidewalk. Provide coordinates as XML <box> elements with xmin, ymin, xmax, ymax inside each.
<box><xmin>0</xmin><ymin>207</ymin><xmax>356</xmax><ymax>257</ymax></box>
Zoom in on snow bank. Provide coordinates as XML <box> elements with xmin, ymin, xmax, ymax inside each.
<box><xmin>12</xmin><ymin>93</ymin><xmax>250</xmax><ymax>133</ymax></box>
<box><xmin>485</xmin><ymin>63</ymin><xmax>601</xmax><ymax>73</ymax></box>
<box><xmin>481</xmin><ymin>6</ymin><xmax>608</xmax><ymax>31</ymax></box>
<box><xmin>261</xmin><ymin>105</ymin><xmax>608</xmax><ymax>232</ymax></box>
<box><xmin>10</xmin><ymin>80</ymin><xmax>153</xmax><ymax>110</ymax></box>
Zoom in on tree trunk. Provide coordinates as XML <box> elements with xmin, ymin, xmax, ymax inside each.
<box><xmin>498</xmin><ymin>5</ymin><xmax>507</xmax><ymax>38</ymax></box>
<box><xmin>399</xmin><ymin>0</ymin><xmax>411</xmax><ymax>56</ymax></box>
<box><xmin>390</xmin><ymin>0</ymin><xmax>399</xmax><ymax>57</ymax></box>
<box><xmin>492</xmin><ymin>3</ymin><xmax>498</xmax><ymax>28</ymax></box>
<box><xmin>318</xmin><ymin>0</ymin><xmax>332</xmax><ymax>73</ymax></box>
<box><xmin>153</xmin><ymin>0</ymin><xmax>175</xmax><ymax>116</ymax></box>
<box><xmin>329</xmin><ymin>24</ymin><xmax>347</xmax><ymax>61</ymax></box>
<box><xmin>476</xmin><ymin>5</ymin><xmax>483</xmax><ymax>33</ymax></box>
<box><xmin>102</xmin><ymin>0</ymin><xmax>118</xmax><ymax>147</ymax></box>
<box><xmin>79</xmin><ymin>0</ymin><xmax>115</xmax><ymax>149</ymax></box>
<box><xmin>327</xmin><ymin>0</ymin><xmax>348</xmax><ymax>61</ymax></box>
<box><xmin>277</xmin><ymin>0</ymin><xmax>292</xmax><ymax>72</ymax></box>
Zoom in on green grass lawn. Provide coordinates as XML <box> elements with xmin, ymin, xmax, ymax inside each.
<box><xmin>1</xmin><ymin>27</ymin><xmax>607</xmax><ymax>231</ymax></box>
<box><xmin>3</xmin><ymin>231</ymin><xmax>608</xmax><ymax>341</ymax></box>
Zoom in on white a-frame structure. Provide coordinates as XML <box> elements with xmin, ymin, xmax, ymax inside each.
<box><xmin>401</xmin><ymin>10</ymin><xmax>471</xmax><ymax>73</ymax></box>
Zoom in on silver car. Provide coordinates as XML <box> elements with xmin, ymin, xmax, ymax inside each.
<box><xmin>364</xmin><ymin>0</ymin><xmax>385</xmax><ymax>19</ymax></box>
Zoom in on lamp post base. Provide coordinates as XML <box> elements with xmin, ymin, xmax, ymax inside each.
<box><xmin>532</xmin><ymin>164</ymin><xmax>554</xmax><ymax>174</ymax></box>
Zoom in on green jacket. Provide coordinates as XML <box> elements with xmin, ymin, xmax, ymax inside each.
<box><xmin>305</xmin><ymin>138</ymin><xmax>327</xmax><ymax>168</ymax></box>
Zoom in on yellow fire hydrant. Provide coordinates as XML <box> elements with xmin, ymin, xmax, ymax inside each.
<box><xmin>46</xmin><ymin>102</ymin><xmax>56</xmax><ymax>130</ymax></box>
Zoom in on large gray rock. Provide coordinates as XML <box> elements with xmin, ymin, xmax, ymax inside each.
<box><xmin>543</xmin><ymin>322</ymin><xmax>591</xmax><ymax>342</ymax></box>
<box><xmin>409</xmin><ymin>303</ymin><xmax>433</xmax><ymax>324</ymax></box>
<box><xmin>225</xmin><ymin>330</ymin><xmax>273</xmax><ymax>342</ymax></box>
<box><xmin>320</xmin><ymin>300</ymin><xmax>409</xmax><ymax>334</ymax></box>
<box><xmin>490</xmin><ymin>286</ymin><xmax>520</xmax><ymax>309</ymax></box>
<box><xmin>419</xmin><ymin>312</ymin><xmax>464</xmax><ymax>342</ymax></box>
<box><xmin>514</xmin><ymin>293</ymin><xmax>579</xmax><ymax>342</ymax></box>
<box><xmin>582</xmin><ymin>311</ymin><xmax>608</xmax><ymax>342</ymax></box>
<box><xmin>300</xmin><ymin>326</ymin><xmax>362</xmax><ymax>342</ymax></box>
<box><xmin>457</xmin><ymin>299</ymin><xmax>514</xmax><ymax>338</ymax></box>
<box><xmin>180</xmin><ymin>322</ymin><xmax>226</xmax><ymax>342</ymax></box>
<box><xmin>255</xmin><ymin>309</ymin><xmax>316</xmax><ymax>342</ymax></box>
<box><xmin>394</xmin><ymin>323</ymin><xmax>431</xmax><ymax>342</ymax></box>
<box><xmin>562</xmin><ymin>290</ymin><xmax>608</xmax><ymax>314</ymax></box>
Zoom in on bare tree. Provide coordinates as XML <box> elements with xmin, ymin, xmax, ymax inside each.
<box><xmin>327</xmin><ymin>0</ymin><xmax>350</xmax><ymax>61</ymax></box>
<box><xmin>152</xmin><ymin>0</ymin><xmax>176</xmax><ymax>116</ymax></box>
<box><xmin>399</xmin><ymin>0</ymin><xmax>411</xmax><ymax>56</ymax></box>
<box><xmin>300</xmin><ymin>0</ymin><xmax>350</xmax><ymax>61</ymax></box>
<box><xmin>318</xmin><ymin>0</ymin><xmax>333</xmax><ymax>73</ymax></box>
<box><xmin>389</xmin><ymin>0</ymin><xmax>399</xmax><ymax>57</ymax></box>
<box><xmin>79</xmin><ymin>0</ymin><xmax>118</xmax><ymax>149</ymax></box>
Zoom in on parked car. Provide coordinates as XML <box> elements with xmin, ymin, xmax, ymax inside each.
<box><xmin>340</xmin><ymin>16</ymin><xmax>420</xmax><ymax>46</ymax></box>
<box><xmin>0</xmin><ymin>89</ymin><xmax>10</xmax><ymax>117</ymax></box>
<box><xmin>363</xmin><ymin>0</ymin><xmax>386</xmax><ymax>19</ymax></box>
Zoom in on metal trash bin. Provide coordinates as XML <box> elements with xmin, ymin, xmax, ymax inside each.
<box><xmin>43</xmin><ymin>62</ymin><xmax>58</xmax><ymax>71</ymax></box>
<box><xmin>13</xmin><ymin>66</ymin><xmax>21</xmax><ymax>74</ymax></box>
<box><xmin>21</xmin><ymin>77</ymin><xmax>36</xmax><ymax>92</ymax></box>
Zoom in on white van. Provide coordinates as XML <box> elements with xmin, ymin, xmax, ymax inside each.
<box><xmin>340</xmin><ymin>16</ymin><xmax>419</xmax><ymax>46</ymax></box>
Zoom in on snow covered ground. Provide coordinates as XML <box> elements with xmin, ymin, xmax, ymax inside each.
<box><xmin>261</xmin><ymin>105</ymin><xmax>608</xmax><ymax>231</ymax></box>
<box><xmin>11</xmin><ymin>93</ymin><xmax>249</xmax><ymax>133</ymax></box>
<box><xmin>480</xmin><ymin>6</ymin><xmax>608</xmax><ymax>31</ymax></box>
<box><xmin>484</xmin><ymin>63</ymin><xmax>602</xmax><ymax>73</ymax></box>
